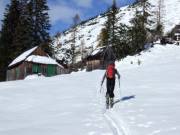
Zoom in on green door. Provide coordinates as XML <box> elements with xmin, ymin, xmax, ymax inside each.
<box><xmin>47</xmin><ymin>65</ymin><xmax>56</xmax><ymax>77</ymax></box>
<box><xmin>32</xmin><ymin>64</ymin><xmax>38</xmax><ymax>73</ymax></box>
<box><xmin>32</xmin><ymin>64</ymin><xmax>42</xmax><ymax>74</ymax></box>
<box><xmin>16</xmin><ymin>68</ymin><xmax>20</xmax><ymax>79</ymax></box>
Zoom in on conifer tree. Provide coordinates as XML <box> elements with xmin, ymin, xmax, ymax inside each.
<box><xmin>129</xmin><ymin>0</ymin><xmax>154</xmax><ymax>54</ymax></box>
<box><xmin>100</xmin><ymin>0</ymin><xmax>130</xmax><ymax>60</ymax></box>
<box><xmin>130</xmin><ymin>9</ymin><xmax>146</xmax><ymax>53</ymax></box>
<box><xmin>0</xmin><ymin>0</ymin><xmax>21</xmax><ymax>81</ymax></box>
<box><xmin>154</xmin><ymin>0</ymin><xmax>164</xmax><ymax>40</ymax></box>
<box><xmin>12</xmin><ymin>0</ymin><xmax>34</xmax><ymax>56</ymax></box>
<box><xmin>101</xmin><ymin>0</ymin><xmax>118</xmax><ymax>61</ymax></box>
<box><xmin>98</xmin><ymin>28</ymin><xmax>108</xmax><ymax>47</ymax></box>
<box><xmin>28</xmin><ymin>0</ymin><xmax>51</xmax><ymax>54</ymax></box>
<box><xmin>116</xmin><ymin>23</ymin><xmax>131</xmax><ymax>57</ymax></box>
<box><xmin>71</xmin><ymin>13</ymin><xmax>81</xmax><ymax>66</ymax></box>
<box><xmin>106</xmin><ymin>0</ymin><xmax>118</xmax><ymax>46</ymax></box>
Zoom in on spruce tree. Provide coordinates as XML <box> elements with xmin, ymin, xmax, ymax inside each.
<box><xmin>154</xmin><ymin>0</ymin><xmax>164</xmax><ymax>40</ymax></box>
<box><xmin>106</xmin><ymin>0</ymin><xmax>118</xmax><ymax>46</ymax></box>
<box><xmin>129</xmin><ymin>0</ymin><xmax>154</xmax><ymax>54</ymax></box>
<box><xmin>70</xmin><ymin>13</ymin><xmax>81</xmax><ymax>67</ymax></box>
<box><xmin>98</xmin><ymin>28</ymin><xmax>108</xmax><ymax>47</ymax></box>
<box><xmin>100</xmin><ymin>0</ymin><xmax>130</xmax><ymax>60</ymax></box>
<box><xmin>0</xmin><ymin>0</ymin><xmax>21</xmax><ymax>81</ymax></box>
<box><xmin>130</xmin><ymin>9</ymin><xmax>146</xmax><ymax>53</ymax></box>
<box><xmin>102</xmin><ymin>0</ymin><xmax>118</xmax><ymax>61</ymax></box>
<box><xmin>29</xmin><ymin>0</ymin><xmax>51</xmax><ymax>54</ymax></box>
<box><xmin>116</xmin><ymin>23</ymin><xmax>131</xmax><ymax>58</ymax></box>
<box><xmin>12</xmin><ymin>0</ymin><xmax>34</xmax><ymax>56</ymax></box>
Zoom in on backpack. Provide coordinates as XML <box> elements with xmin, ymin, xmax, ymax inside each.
<box><xmin>106</xmin><ymin>64</ymin><xmax>115</xmax><ymax>79</ymax></box>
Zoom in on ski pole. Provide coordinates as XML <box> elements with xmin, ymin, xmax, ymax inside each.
<box><xmin>100</xmin><ymin>85</ymin><xmax>103</xmax><ymax>93</ymax></box>
<box><xmin>100</xmin><ymin>80</ymin><xmax>104</xmax><ymax>93</ymax></box>
<box><xmin>118</xmin><ymin>77</ymin><xmax>121</xmax><ymax>97</ymax></box>
<box><xmin>118</xmin><ymin>77</ymin><xmax>120</xmax><ymax>88</ymax></box>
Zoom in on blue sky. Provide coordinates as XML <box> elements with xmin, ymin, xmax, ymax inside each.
<box><xmin>0</xmin><ymin>0</ymin><xmax>136</xmax><ymax>36</ymax></box>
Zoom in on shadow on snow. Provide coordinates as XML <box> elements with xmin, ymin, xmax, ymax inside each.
<box><xmin>113</xmin><ymin>95</ymin><xmax>136</xmax><ymax>105</ymax></box>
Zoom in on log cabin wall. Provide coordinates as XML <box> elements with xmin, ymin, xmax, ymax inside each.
<box><xmin>7</xmin><ymin>63</ymin><xmax>24</xmax><ymax>81</ymax></box>
<box><xmin>92</xmin><ymin>60</ymin><xmax>100</xmax><ymax>70</ymax></box>
<box><xmin>86</xmin><ymin>60</ymin><xmax>100</xmax><ymax>71</ymax></box>
<box><xmin>41</xmin><ymin>64</ymin><xmax>48</xmax><ymax>76</ymax></box>
<box><xmin>25</xmin><ymin>62</ymin><xmax>59</xmax><ymax>77</ymax></box>
<box><xmin>18</xmin><ymin>63</ymin><xmax>25</xmax><ymax>80</ymax></box>
<box><xmin>23</xmin><ymin>62</ymin><xmax>32</xmax><ymax>77</ymax></box>
<box><xmin>86</xmin><ymin>59</ymin><xmax>106</xmax><ymax>71</ymax></box>
<box><xmin>7</xmin><ymin>62</ymin><xmax>65</xmax><ymax>81</ymax></box>
<box><xmin>6</xmin><ymin>70</ymin><xmax>13</xmax><ymax>81</ymax></box>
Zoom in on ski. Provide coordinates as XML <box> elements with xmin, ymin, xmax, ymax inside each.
<box><xmin>110</xmin><ymin>98</ymin><xmax>114</xmax><ymax>108</ymax></box>
<box><xmin>106</xmin><ymin>94</ymin><xmax>114</xmax><ymax>109</ymax></box>
<box><xmin>106</xmin><ymin>94</ymin><xmax>110</xmax><ymax>109</ymax></box>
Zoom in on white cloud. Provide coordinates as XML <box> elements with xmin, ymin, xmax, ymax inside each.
<box><xmin>49</xmin><ymin>4</ymin><xmax>81</xmax><ymax>25</ymax></box>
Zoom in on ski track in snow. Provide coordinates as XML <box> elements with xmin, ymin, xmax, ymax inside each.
<box><xmin>104</xmin><ymin>112</ymin><xmax>122</xmax><ymax>135</ymax></box>
<box><xmin>104</xmin><ymin>111</ymin><xmax>130</xmax><ymax>135</ymax></box>
<box><xmin>98</xmin><ymin>87</ymin><xmax>130</xmax><ymax>135</ymax></box>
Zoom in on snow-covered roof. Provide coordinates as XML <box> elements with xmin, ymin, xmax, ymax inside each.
<box><xmin>91</xmin><ymin>48</ymin><xmax>102</xmax><ymax>56</ymax></box>
<box><xmin>91</xmin><ymin>46</ymin><xmax>105</xmax><ymax>56</ymax></box>
<box><xmin>9</xmin><ymin>46</ymin><xmax>38</xmax><ymax>67</ymax></box>
<box><xmin>8</xmin><ymin>46</ymin><xmax>64</xmax><ymax>68</ymax></box>
<box><xmin>25</xmin><ymin>55</ymin><xmax>58</xmax><ymax>65</ymax></box>
<box><xmin>25</xmin><ymin>55</ymin><xmax>64</xmax><ymax>68</ymax></box>
<box><xmin>175</xmin><ymin>33</ymin><xmax>180</xmax><ymax>36</ymax></box>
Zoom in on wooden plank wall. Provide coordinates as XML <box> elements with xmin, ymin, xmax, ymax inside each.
<box><xmin>32</xmin><ymin>47</ymin><xmax>47</xmax><ymax>56</ymax></box>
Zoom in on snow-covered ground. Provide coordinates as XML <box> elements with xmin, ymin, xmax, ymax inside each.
<box><xmin>0</xmin><ymin>44</ymin><xmax>180</xmax><ymax>135</ymax></box>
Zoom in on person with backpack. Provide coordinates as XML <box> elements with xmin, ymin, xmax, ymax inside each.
<box><xmin>101</xmin><ymin>62</ymin><xmax>120</xmax><ymax>108</ymax></box>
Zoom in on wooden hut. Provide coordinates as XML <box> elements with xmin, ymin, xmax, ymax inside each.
<box><xmin>86</xmin><ymin>46</ymin><xmax>114</xmax><ymax>71</ymax></box>
<box><xmin>7</xmin><ymin>46</ymin><xmax>64</xmax><ymax>81</ymax></box>
<box><xmin>174</xmin><ymin>25</ymin><xmax>180</xmax><ymax>41</ymax></box>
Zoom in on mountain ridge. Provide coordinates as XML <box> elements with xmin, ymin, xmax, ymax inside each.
<box><xmin>51</xmin><ymin>0</ymin><xmax>180</xmax><ymax>63</ymax></box>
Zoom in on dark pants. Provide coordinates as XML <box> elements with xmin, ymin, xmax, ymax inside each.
<box><xmin>106</xmin><ymin>78</ymin><xmax>115</xmax><ymax>98</ymax></box>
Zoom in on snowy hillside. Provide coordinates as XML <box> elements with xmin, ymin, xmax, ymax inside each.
<box><xmin>51</xmin><ymin>5</ymin><xmax>133</xmax><ymax>62</ymax></box>
<box><xmin>0</xmin><ymin>44</ymin><xmax>180</xmax><ymax>135</ymax></box>
<box><xmin>52</xmin><ymin>0</ymin><xmax>180</xmax><ymax>62</ymax></box>
<box><xmin>149</xmin><ymin>0</ymin><xmax>180</xmax><ymax>33</ymax></box>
